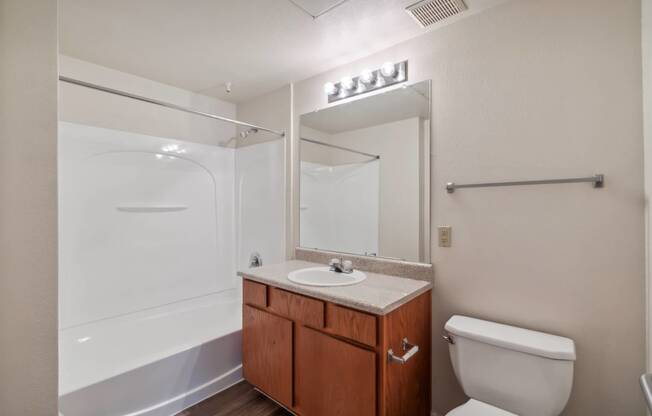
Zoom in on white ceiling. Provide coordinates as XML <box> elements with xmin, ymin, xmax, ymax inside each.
<box><xmin>59</xmin><ymin>0</ymin><xmax>507</xmax><ymax>103</ymax></box>
<box><xmin>289</xmin><ymin>0</ymin><xmax>352</xmax><ymax>17</ymax></box>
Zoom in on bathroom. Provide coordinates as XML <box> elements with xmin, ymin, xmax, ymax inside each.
<box><xmin>0</xmin><ymin>0</ymin><xmax>650</xmax><ymax>415</ymax></box>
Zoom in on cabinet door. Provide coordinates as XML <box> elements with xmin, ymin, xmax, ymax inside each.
<box><xmin>295</xmin><ymin>325</ymin><xmax>376</xmax><ymax>416</ymax></box>
<box><xmin>382</xmin><ymin>291</ymin><xmax>431</xmax><ymax>416</ymax></box>
<box><xmin>242</xmin><ymin>305</ymin><xmax>293</xmax><ymax>407</ymax></box>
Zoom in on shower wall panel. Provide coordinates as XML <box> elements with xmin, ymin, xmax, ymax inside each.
<box><xmin>59</xmin><ymin>122</ymin><xmax>236</xmax><ymax>329</ymax></box>
<box><xmin>235</xmin><ymin>140</ymin><xmax>286</xmax><ymax>271</ymax></box>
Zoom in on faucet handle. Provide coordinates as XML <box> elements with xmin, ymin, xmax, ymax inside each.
<box><xmin>342</xmin><ymin>260</ymin><xmax>353</xmax><ymax>272</ymax></box>
<box><xmin>329</xmin><ymin>258</ymin><xmax>341</xmax><ymax>267</ymax></box>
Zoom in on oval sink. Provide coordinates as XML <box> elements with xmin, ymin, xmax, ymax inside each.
<box><xmin>287</xmin><ymin>267</ymin><xmax>367</xmax><ymax>287</ymax></box>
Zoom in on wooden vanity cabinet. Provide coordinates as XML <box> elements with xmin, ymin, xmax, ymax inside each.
<box><xmin>242</xmin><ymin>278</ymin><xmax>431</xmax><ymax>416</ymax></box>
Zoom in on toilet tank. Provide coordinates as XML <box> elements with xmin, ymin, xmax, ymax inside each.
<box><xmin>445</xmin><ymin>316</ymin><xmax>576</xmax><ymax>416</ymax></box>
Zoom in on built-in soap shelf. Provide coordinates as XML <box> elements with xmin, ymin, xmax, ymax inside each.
<box><xmin>116</xmin><ymin>206</ymin><xmax>188</xmax><ymax>213</ymax></box>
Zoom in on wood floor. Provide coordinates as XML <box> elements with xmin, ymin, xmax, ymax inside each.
<box><xmin>177</xmin><ymin>381</ymin><xmax>293</xmax><ymax>416</ymax></box>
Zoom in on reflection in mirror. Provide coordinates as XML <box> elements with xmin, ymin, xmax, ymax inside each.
<box><xmin>299</xmin><ymin>80</ymin><xmax>431</xmax><ymax>263</ymax></box>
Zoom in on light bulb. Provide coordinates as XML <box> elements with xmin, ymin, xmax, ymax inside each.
<box><xmin>340</xmin><ymin>76</ymin><xmax>355</xmax><ymax>90</ymax></box>
<box><xmin>380</xmin><ymin>62</ymin><xmax>397</xmax><ymax>78</ymax></box>
<box><xmin>324</xmin><ymin>82</ymin><xmax>338</xmax><ymax>95</ymax></box>
<box><xmin>360</xmin><ymin>69</ymin><xmax>375</xmax><ymax>84</ymax></box>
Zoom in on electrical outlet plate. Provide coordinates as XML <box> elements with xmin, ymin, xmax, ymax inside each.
<box><xmin>438</xmin><ymin>226</ymin><xmax>452</xmax><ymax>247</ymax></box>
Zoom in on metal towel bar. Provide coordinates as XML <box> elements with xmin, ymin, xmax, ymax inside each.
<box><xmin>446</xmin><ymin>174</ymin><xmax>604</xmax><ymax>193</ymax></box>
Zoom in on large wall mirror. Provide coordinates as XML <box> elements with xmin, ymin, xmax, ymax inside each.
<box><xmin>299</xmin><ymin>80</ymin><xmax>431</xmax><ymax>264</ymax></box>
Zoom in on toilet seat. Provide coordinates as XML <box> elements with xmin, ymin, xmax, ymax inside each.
<box><xmin>446</xmin><ymin>399</ymin><xmax>518</xmax><ymax>416</ymax></box>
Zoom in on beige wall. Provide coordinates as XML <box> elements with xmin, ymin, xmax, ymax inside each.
<box><xmin>236</xmin><ymin>85</ymin><xmax>292</xmax><ymax>148</ymax></box>
<box><xmin>293</xmin><ymin>0</ymin><xmax>645</xmax><ymax>414</ymax></box>
<box><xmin>644</xmin><ymin>0</ymin><xmax>652</xmax><ymax>374</ymax></box>
<box><xmin>59</xmin><ymin>55</ymin><xmax>237</xmax><ymax>145</ymax></box>
<box><xmin>299</xmin><ymin>126</ymin><xmax>338</xmax><ymax>165</ymax></box>
<box><xmin>0</xmin><ymin>0</ymin><xmax>59</xmax><ymax>414</ymax></box>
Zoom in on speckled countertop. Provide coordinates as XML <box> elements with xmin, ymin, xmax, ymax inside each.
<box><xmin>238</xmin><ymin>260</ymin><xmax>433</xmax><ymax>315</ymax></box>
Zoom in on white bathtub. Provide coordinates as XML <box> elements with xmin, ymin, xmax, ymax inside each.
<box><xmin>58</xmin><ymin>290</ymin><xmax>243</xmax><ymax>416</ymax></box>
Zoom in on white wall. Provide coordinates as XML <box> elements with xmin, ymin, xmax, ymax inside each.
<box><xmin>59</xmin><ymin>55</ymin><xmax>237</xmax><ymax>146</ymax></box>
<box><xmin>293</xmin><ymin>0</ymin><xmax>645</xmax><ymax>414</ymax></box>
<box><xmin>0</xmin><ymin>0</ymin><xmax>59</xmax><ymax>414</ymax></box>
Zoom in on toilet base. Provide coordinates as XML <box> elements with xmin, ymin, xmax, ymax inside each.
<box><xmin>446</xmin><ymin>399</ymin><xmax>517</xmax><ymax>416</ymax></box>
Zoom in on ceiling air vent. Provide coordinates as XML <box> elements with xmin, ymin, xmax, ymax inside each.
<box><xmin>406</xmin><ymin>0</ymin><xmax>468</xmax><ymax>28</ymax></box>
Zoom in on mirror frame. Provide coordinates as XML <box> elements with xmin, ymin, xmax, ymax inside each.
<box><xmin>295</xmin><ymin>80</ymin><xmax>432</xmax><ymax>265</ymax></box>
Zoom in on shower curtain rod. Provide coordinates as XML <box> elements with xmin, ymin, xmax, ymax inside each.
<box><xmin>59</xmin><ymin>76</ymin><xmax>286</xmax><ymax>137</ymax></box>
<box><xmin>300</xmin><ymin>137</ymin><xmax>380</xmax><ymax>159</ymax></box>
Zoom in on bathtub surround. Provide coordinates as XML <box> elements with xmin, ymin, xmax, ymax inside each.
<box><xmin>58</xmin><ymin>123</ymin><xmax>238</xmax><ymax>328</ymax></box>
<box><xmin>293</xmin><ymin>0</ymin><xmax>645</xmax><ymax>414</ymax></box>
<box><xmin>235</xmin><ymin>141</ymin><xmax>287</xmax><ymax>271</ymax></box>
<box><xmin>0</xmin><ymin>0</ymin><xmax>59</xmax><ymax>415</ymax></box>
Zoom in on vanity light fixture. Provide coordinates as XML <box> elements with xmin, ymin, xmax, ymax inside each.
<box><xmin>324</xmin><ymin>60</ymin><xmax>408</xmax><ymax>103</ymax></box>
<box><xmin>324</xmin><ymin>82</ymin><xmax>338</xmax><ymax>95</ymax></box>
<box><xmin>380</xmin><ymin>61</ymin><xmax>397</xmax><ymax>78</ymax></box>
<box><xmin>340</xmin><ymin>76</ymin><xmax>355</xmax><ymax>91</ymax></box>
<box><xmin>360</xmin><ymin>69</ymin><xmax>375</xmax><ymax>85</ymax></box>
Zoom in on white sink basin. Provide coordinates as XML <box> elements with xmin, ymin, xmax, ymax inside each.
<box><xmin>287</xmin><ymin>267</ymin><xmax>367</xmax><ymax>287</ymax></box>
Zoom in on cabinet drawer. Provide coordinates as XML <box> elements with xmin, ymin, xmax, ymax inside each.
<box><xmin>269</xmin><ymin>287</ymin><xmax>324</xmax><ymax>328</ymax></box>
<box><xmin>326</xmin><ymin>303</ymin><xmax>377</xmax><ymax>347</ymax></box>
<box><xmin>243</xmin><ymin>279</ymin><xmax>267</xmax><ymax>308</ymax></box>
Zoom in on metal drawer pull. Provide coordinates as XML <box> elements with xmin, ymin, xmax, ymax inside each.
<box><xmin>388</xmin><ymin>338</ymin><xmax>419</xmax><ymax>365</ymax></box>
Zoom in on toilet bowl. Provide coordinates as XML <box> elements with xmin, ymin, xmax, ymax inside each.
<box><xmin>444</xmin><ymin>316</ymin><xmax>576</xmax><ymax>416</ymax></box>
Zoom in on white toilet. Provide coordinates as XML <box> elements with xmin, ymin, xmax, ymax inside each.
<box><xmin>444</xmin><ymin>316</ymin><xmax>576</xmax><ymax>416</ymax></box>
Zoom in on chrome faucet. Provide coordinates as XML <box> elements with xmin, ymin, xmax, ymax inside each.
<box><xmin>249</xmin><ymin>252</ymin><xmax>263</xmax><ymax>268</ymax></box>
<box><xmin>329</xmin><ymin>258</ymin><xmax>354</xmax><ymax>274</ymax></box>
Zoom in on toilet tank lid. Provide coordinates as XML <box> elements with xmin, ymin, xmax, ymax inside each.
<box><xmin>445</xmin><ymin>316</ymin><xmax>576</xmax><ymax>361</ymax></box>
